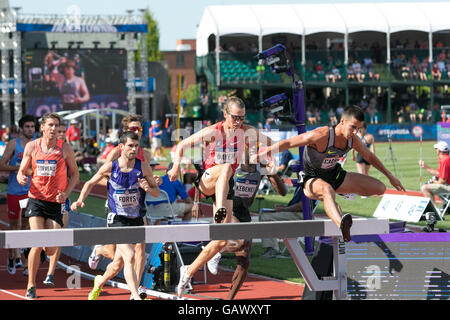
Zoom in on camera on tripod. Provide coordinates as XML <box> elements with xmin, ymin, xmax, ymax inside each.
<box><xmin>255</xmin><ymin>44</ymin><xmax>291</xmax><ymax>74</ymax></box>
<box><xmin>259</xmin><ymin>93</ymin><xmax>294</xmax><ymax>124</ymax></box>
<box><xmin>422</xmin><ymin>211</ymin><xmax>437</xmax><ymax>232</ymax></box>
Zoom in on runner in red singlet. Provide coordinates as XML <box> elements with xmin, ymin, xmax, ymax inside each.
<box><xmin>168</xmin><ymin>96</ymin><xmax>275</xmax><ymax>297</ymax></box>
<box><xmin>17</xmin><ymin>113</ymin><xmax>79</xmax><ymax>299</ymax></box>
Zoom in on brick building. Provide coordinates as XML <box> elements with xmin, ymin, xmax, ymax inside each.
<box><xmin>162</xmin><ymin>39</ymin><xmax>197</xmax><ymax>106</ymax></box>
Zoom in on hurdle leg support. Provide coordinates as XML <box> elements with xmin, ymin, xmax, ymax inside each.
<box><xmin>284</xmin><ymin>237</ymin><xmax>348</xmax><ymax>300</ymax></box>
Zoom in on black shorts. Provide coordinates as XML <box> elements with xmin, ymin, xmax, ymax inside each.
<box><xmin>233</xmin><ymin>209</ymin><xmax>252</xmax><ymax>223</ymax></box>
<box><xmin>301</xmin><ymin>165</ymin><xmax>347</xmax><ymax>191</ymax></box>
<box><xmin>355</xmin><ymin>153</ymin><xmax>370</xmax><ymax>165</ymax></box>
<box><xmin>106</xmin><ymin>212</ymin><xmax>145</xmax><ymax>227</ymax></box>
<box><xmin>24</xmin><ymin>198</ymin><xmax>65</xmax><ymax>228</ymax></box>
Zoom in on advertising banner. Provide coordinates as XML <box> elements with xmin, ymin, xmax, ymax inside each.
<box><xmin>373</xmin><ymin>194</ymin><xmax>437</xmax><ymax>223</ymax></box>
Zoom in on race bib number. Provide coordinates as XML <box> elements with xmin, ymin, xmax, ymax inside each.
<box><xmin>215</xmin><ymin>147</ymin><xmax>237</xmax><ymax>164</ymax></box>
<box><xmin>63</xmin><ymin>94</ymin><xmax>75</xmax><ymax>103</ymax></box>
<box><xmin>234</xmin><ymin>178</ymin><xmax>258</xmax><ymax>198</ymax></box>
<box><xmin>114</xmin><ymin>189</ymin><xmax>140</xmax><ymax>208</ymax></box>
<box><xmin>107</xmin><ymin>212</ymin><xmax>115</xmax><ymax>224</ymax></box>
<box><xmin>321</xmin><ymin>156</ymin><xmax>340</xmax><ymax>170</ymax></box>
<box><xmin>36</xmin><ymin>160</ymin><xmax>57</xmax><ymax>176</ymax></box>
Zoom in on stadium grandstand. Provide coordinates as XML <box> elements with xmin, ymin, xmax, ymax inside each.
<box><xmin>0</xmin><ymin>0</ymin><xmax>173</xmax><ymax>129</ymax></box>
<box><xmin>195</xmin><ymin>2</ymin><xmax>450</xmax><ymax>127</ymax></box>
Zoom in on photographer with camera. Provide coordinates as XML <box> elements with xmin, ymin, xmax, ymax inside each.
<box><xmin>419</xmin><ymin>141</ymin><xmax>450</xmax><ymax>206</ymax></box>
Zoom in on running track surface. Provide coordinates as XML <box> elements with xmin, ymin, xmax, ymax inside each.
<box><xmin>0</xmin><ymin>202</ymin><xmax>303</xmax><ymax>301</ymax></box>
<box><xmin>0</xmin><ymin>187</ymin><xmax>427</xmax><ymax>300</ymax></box>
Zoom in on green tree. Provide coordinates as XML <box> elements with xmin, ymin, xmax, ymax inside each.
<box><xmin>137</xmin><ymin>7</ymin><xmax>161</xmax><ymax>62</ymax></box>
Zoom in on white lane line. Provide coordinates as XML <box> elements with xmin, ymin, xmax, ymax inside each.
<box><xmin>0</xmin><ymin>288</ymin><xmax>31</xmax><ymax>300</ymax></box>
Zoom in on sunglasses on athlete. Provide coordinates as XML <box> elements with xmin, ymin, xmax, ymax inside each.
<box><xmin>228</xmin><ymin>113</ymin><xmax>245</xmax><ymax>121</ymax></box>
<box><xmin>128</xmin><ymin>126</ymin><xmax>143</xmax><ymax>132</ymax></box>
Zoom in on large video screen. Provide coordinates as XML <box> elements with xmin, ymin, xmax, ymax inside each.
<box><xmin>24</xmin><ymin>49</ymin><xmax>128</xmax><ymax>117</ymax></box>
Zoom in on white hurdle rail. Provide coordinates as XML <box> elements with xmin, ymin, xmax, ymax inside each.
<box><xmin>0</xmin><ymin>218</ymin><xmax>389</xmax><ymax>300</ymax></box>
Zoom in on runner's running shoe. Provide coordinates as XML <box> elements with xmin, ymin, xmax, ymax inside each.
<box><xmin>15</xmin><ymin>258</ymin><xmax>23</xmax><ymax>268</ymax></box>
<box><xmin>176</xmin><ymin>265</ymin><xmax>192</xmax><ymax>299</ymax></box>
<box><xmin>88</xmin><ymin>245</ymin><xmax>102</xmax><ymax>270</ymax></box>
<box><xmin>43</xmin><ymin>274</ymin><xmax>55</xmax><ymax>286</ymax></box>
<box><xmin>214</xmin><ymin>208</ymin><xmax>226</xmax><ymax>223</ymax></box>
<box><xmin>88</xmin><ymin>275</ymin><xmax>103</xmax><ymax>300</ymax></box>
<box><xmin>340</xmin><ymin>213</ymin><xmax>353</xmax><ymax>242</ymax></box>
<box><xmin>26</xmin><ymin>287</ymin><xmax>37</xmax><ymax>299</ymax></box>
<box><xmin>207</xmin><ymin>252</ymin><xmax>222</xmax><ymax>275</ymax></box>
<box><xmin>7</xmin><ymin>258</ymin><xmax>16</xmax><ymax>275</ymax></box>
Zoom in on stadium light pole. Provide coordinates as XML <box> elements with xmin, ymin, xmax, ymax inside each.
<box><xmin>139</xmin><ymin>8</ymin><xmax>149</xmax><ymax>122</ymax></box>
<box><xmin>126</xmin><ymin>9</ymin><xmax>137</xmax><ymax>114</ymax></box>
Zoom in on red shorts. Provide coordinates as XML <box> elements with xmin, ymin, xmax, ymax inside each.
<box><xmin>7</xmin><ymin>194</ymin><xmax>29</xmax><ymax>220</ymax></box>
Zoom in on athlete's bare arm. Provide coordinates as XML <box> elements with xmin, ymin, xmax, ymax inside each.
<box><xmin>139</xmin><ymin>162</ymin><xmax>160</xmax><ymax>197</ymax></box>
<box><xmin>352</xmin><ymin>136</ymin><xmax>405</xmax><ymax>191</ymax></box>
<box><xmin>16</xmin><ymin>140</ymin><xmax>36</xmax><ymax>186</ymax></box>
<box><xmin>71</xmin><ymin>161</ymin><xmax>112</xmax><ymax>211</ymax></box>
<box><xmin>0</xmin><ymin>139</ymin><xmax>18</xmax><ymax>171</ymax></box>
<box><xmin>267</xmin><ymin>173</ymin><xmax>287</xmax><ymax>196</ymax></box>
<box><xmin>75</xmin><ymin>78</ymin><xmax>90</xmax><ymax>103</ymax></box>
<box><xmin>58</xmin><ymin>142</ymin><xmax>80</xmax><ymax>203</ymax></box>
<box><xmin>168</xmin><ymin>124</ymin><xmax>216</xmax><ymax>181</ymax></box>
<box><xmin>262</xmin><ymin>126</ymin><xmax>328</xmax><ymax>159</ymax></box>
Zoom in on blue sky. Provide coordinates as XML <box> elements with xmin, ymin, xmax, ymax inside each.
<box><xmin>9</xmin><ymin>0</ymin><xmax>435</xmax><ymax>51</ymax></box>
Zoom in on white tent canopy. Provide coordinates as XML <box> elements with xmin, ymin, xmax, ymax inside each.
<box><xmin>196</xmin><ymin>1</ymin><xmax>450</xmax><ymax>56</ymax></box>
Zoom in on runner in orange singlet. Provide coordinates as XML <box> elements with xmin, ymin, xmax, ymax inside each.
<box><xmin>17</xmin><ymin>113</ymin><xmax>79</xmax><ymax>299</ymax></box>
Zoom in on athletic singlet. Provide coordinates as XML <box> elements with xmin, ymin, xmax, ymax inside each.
<box><xmin>361</xmin><ymin>134</ymin><xmax>371</xmax><ymax>149</ymax></box>
<box><xmin>303</xmin><ymin>126</ymin><xmax>353</xmax><ymax>175</ymax></box>
<box><xmin>29</xmin><ymin>138</ymin><xmax>68</xmax><ymax>202</ymax></box>
<box><xmin>7</xmin><ymin>138</ymin><xmax>32</xmax><ymax>195</ymax></box>
<box><xmin>202</xmin><ymin>121</ymin><xmax>244</xmax><ymax>174</ymax></box>
<box><xmin>233</xmin><ymin>165</ymin><xmax>262</xmax><ymax>214</ymax></box>
<box><xmin>107</xmin><ymin>159</ymin><xmax>145</xmax><ymax>218</ymax></box>
<box><xmin>60</xmin><ymin>77</ymin><xmax>81</xmax><ymax>104</ymax></box>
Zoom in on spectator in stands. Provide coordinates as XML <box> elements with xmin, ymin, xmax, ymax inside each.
<box><xmin>409</xmin><ymin>101</ymin><xmax>417</xmax><ymax>123</ymax></box>
<box><xmin>352</xmin><ymin>59</ymin><xmax>364</xmax><ymax>82</ymax></box>
<box><xmin>331</xmin><ymin>65</ymin><xmax>342</xmax><ymax>82</ymax></box>
<box><xmin>352</xmin><ymin>122</ymin><xmax>375</xmax><ymax>177</ymax></box>
<box><xmin>315</xmin><ymin>61</ymin><xmax>324</xmax><ymax>77</ymax></box>
<box><xmin>328</xmin><ymin>108</ymin><xmax>338</xmax><ymax>126</ymax></box>
<box><xmin>306</xmin><ymin>106</ymin><xmax>317</xmax><ymax>125</ymax></box>
<box><xmin>432</xmin><ymin>63</ymin><xmax>442</xmax><ymax>80</ymax></box>
<box><xmin>418</xmin><ymin>58</ymin><xmax>429</xmax><ymax>81</ymax></box>
<box><xmin>81</xmin><ymin>137</ymin><xmax>99</xmax><ymax>174</ymax></box>
<box><xmin>149</xmin><ymin>162</ymin><xmax>193</xmax><ymax>222</ymax></box>
<box><xmin>313</xmin><ymin>107</ymin><xmax>321</xmax><ymax>123</ymax></box>
<box><xmin>366</xmin><ymin>104</ymin><xmax>378</xmax><ymax>124</ymax></box>
<box><xmin>346</xmin><ymin>64</ymin><xmax>355</xmax><ymax>81</ymax></box>
<box><xmin>325</xmin><ymin>65</ymin><xmax>334</xmax><ymax>83</ymax></box>
<box><xmin>277</xmin><ymin>149</ymin><xmax>294</xmax><ymax>177</ymax></box>
<box><xmin>397</xmin><ymin>106</ymin><xmax>406</xmax><ymax>124</ymax></box>
<box><xmin>97</xmin><ymin>137</ymin><xmax>115</xmax><ymax>168</ymax></box>
<box><xmin>66</xmin><ymin>119</ymin><xmax>81</xmax><ymax>151</ymax></box>
<box><xmin>419</xmin><ymin>141</ymin><xmax>450</xmax><ymax>207</ymax></box>
<box><xmin>151</xmin><ymin>120</ymin><xmax>163</xmax><ymax>160</ymax></box>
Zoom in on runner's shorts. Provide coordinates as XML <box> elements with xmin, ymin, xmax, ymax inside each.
<box><xmin>6</xmin><ymin>193</ymin><xmax>28</xmax><ymax>220</ymax></box>
<box><xmin>24</xmin><ymin>198</ymin><xmax>65</xmax><ymax>228</ymax></box>
<box><xmin>106</xmin><ymin>212</ymin><xmax>145</xmax><ymax>228</ymax></box>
